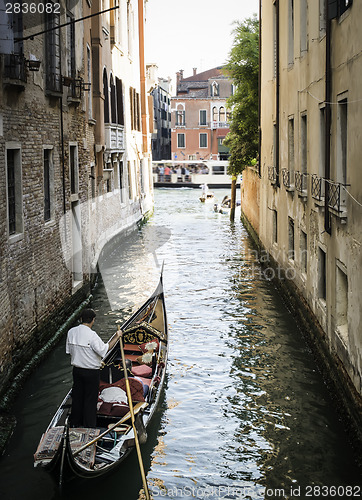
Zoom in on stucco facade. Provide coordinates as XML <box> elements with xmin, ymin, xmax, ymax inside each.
<box><xmin>171</xmin><ymin>67</ymin><xmax>231</xmax><ymax>161</ymax></box>
<box><xmin>252</xmin><ymin>0</ymin><xmax>362</xmax><ymax>403</ymax></box>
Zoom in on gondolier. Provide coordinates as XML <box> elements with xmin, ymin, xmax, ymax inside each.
<box><xmin>34</xmin><ymin>273</ymin><xmax>168</xmax><ymax>485</ymax></box>
<box><xmin>66</xmin><ymin>308</ymin><xmax>122</xmax><ymax>428</ymax></box>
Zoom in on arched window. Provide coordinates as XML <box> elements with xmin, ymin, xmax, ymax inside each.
<box><xmin>110</xmin><ymin>74</ymin><xmax>117</xmax><ymax>123</ymax></box>
<box><xmin>212</xmin><ymin>106</ymin><xmax>218</xmax><ymax>122</ymax></box>
<box><xmin>103</xmin><ymin>69</ymin><xmax>109</xmax><ymax>124</ymax></box>
<box><xmin>211</xmin><ymin>81</ymin><xmax>219</xmax><ymax>96</ymax></box>
<box><xmin>219</xmin><ymin>107</ymin><xmax>226</xmax><ymax>122</ymax></box>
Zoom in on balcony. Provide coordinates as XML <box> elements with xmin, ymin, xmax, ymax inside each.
<box><xmin>211</xmin><ymin>121</ymin><xmax>230</xmax><ymax>129</ymax></box>
<box><xmin>268</xmin><ymin>165</ymin><xmax>277</xmax><ymax>184</ymax></box>
<box><xmin>295</xmin><ymin>171</ymin><xmax>308</xmax><ymax>199</ymax></box>
<box><xmin>282</xmin><ymin>168</ymin><xmax>294</xmax><ymax>191</ymax></box>
<box><xmin>3</xmin><ymin>54</ymin><xmax>27</xmax><ymax>89</ymax></box>
<box><xmin>105</xmin><ymin>124</ymin><xmax>125</xmax><ymax>152</ymax></box>
<box><xmin>326</xmin><ymin>180</ymin><xmax>347</xmax><ymax>214</ymax></box>
<box><xmin>311</xmin><ymin>174</ymin><xmax>325</xmax><ymax>202</ymax></box>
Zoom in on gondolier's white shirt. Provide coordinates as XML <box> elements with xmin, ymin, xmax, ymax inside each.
<box><xmin>66</xmin><ymin>324</ymin><xmax>109</xmax><ymax>370</ymax></box>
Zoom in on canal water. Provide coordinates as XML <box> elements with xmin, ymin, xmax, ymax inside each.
<box><xmin>0</xmin><ymin>188</ymin><xmax>361</xmax><ymax>500</ymax></box>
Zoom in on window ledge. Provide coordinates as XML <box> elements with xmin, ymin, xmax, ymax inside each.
<box><xmin>72</xmin><ymin>280</ymin><xmax>83</xmax><ymax>294</ymax></box>
<box><xmin>329</xmin><ymin>206</ymin><xmax>347</xmax><ymax>223</ymax></box>
<box><xmin>9</xmin><ymin>232</ymin><xmax>24</xmax><ymax>244</ymax></box>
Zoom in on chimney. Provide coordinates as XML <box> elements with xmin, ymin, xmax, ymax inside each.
<box><xmin>176</xmin><ymin>71</ymin><xmax>181</xmax><ymax>88</ymax></box>
<box><xmin>193</xmin><ymin>68</ymin><xmax>197</xmax><ymax>76</ymax></box>
<box><xmin>180</xmin><ymin>69</ymin><xmax>184</xmax><ymax>80</ymax></box>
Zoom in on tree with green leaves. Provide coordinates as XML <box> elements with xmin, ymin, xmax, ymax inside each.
<box><xmin>224</xmin><ymin>14</ymin><xmax>259</xmax><ymax>176</ymax></box>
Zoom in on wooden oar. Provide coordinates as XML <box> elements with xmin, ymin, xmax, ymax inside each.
<box><xmin>72</xmin><ymin>401</ymin><xmax>148</xmax><ymax>456</ymax></box>
<box><xmin>119</xmin><ymin>326</ymin><xmax>151</xmax><ymax>500</ymax></box>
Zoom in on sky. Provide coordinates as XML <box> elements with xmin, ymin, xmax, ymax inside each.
<box><xmin>145</xmin><ymin>0</ymin><xmax>259</xmax><ymax>90</ymax></box>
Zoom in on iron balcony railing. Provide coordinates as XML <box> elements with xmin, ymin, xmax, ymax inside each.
<box><xmin>295</xmin><ymin>171</ymin><xmax>307</xmax><ymax>193</ymax></box>
<box><xmin>327</xmin><ymin>180</ymin><xmax>347</xmax><ymax>212</ymax></box>
<box><xmin>282</xmin><ymin>168</ymin><xmax>292</xmax><ymax>189</ymax></box>
<box><xmin>3</xmin><ymin>53</ymin><xmax>27</xmax><ymax>82</ymax></box>
<box><xmin>268</xmin><ymin>165</ymin><xmax>277</xmax><ymax>183</ymax></box>
<box><xmin>311</xmin><ymin>174</ymin><xmax>324</xmax><ymax>201</ymax></box>
<box><xmin>211</xmin><ymin>121</ymin><xmax>230</xmax><ymax>129</ymax></box>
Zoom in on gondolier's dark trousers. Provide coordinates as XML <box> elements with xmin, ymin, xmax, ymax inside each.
<box><xmin>71</xmin><ymin>366</ymin><xmax>100</xmax><ymax>428</ymax></box>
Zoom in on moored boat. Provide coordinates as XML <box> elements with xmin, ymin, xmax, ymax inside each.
<box><xmin>34</xmin><ymin>274</ymin><xmax>168</xmax><ymax>485</ymax></box>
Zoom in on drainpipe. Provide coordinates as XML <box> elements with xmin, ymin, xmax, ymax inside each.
<box><xmin>275</xmin><ymin>0</ymin><xmax>280</xmax><ymax>187</ymax></box>
<box><xmin>324</xmin><ymin>3</ymin><xmax>332</xmax><ymax>234</ymax></box>
<box><xmin>138</xmin><ymin>0</ymin><xmax>148</xmax><ymax>156</ymax></box>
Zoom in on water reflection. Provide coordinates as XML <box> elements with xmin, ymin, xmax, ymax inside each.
<box><xmin>0</xmin><ymin>188</ymin><xmax>360</xmax><ymax>500</ymax></box>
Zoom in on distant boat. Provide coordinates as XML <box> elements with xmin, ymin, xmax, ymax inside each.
<box><xmin>153</xmin><ymin>160</ymin><xmax>239</xmax><ymax>188</ymax></box>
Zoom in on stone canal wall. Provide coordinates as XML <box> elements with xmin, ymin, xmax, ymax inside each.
<box><xmin>239</xmin><ymin>167</ymin><xmax>362</xmax><ymax>453</ymax></box>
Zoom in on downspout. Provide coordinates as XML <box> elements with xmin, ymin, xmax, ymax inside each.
<box><xmin>324</xmin><ymin>3</ymin><xmax>332</xmax><ymax>234</ymax></box>
<box><xmin>138</xmin><ymin>0</ymin><xmax>148</xmax><ymax>156</ymax></box>
<box><xmin>275</xmin><ymin>0</ymin><xmax>280</xmax><ymax>187</ymax></box>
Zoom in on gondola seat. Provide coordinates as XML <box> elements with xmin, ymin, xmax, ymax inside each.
<box><xmin>97</xmin><ymin>378</ymin><xmax>145</xmax><ymax>417</ymax></box>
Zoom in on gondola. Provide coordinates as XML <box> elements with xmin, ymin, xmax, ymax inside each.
<box><xmin>34</xmin><ymin>273</ymin><xmax>168</xmax><ymax>484</ymax></box>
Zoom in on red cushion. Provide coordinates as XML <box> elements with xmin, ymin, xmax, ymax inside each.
<box><xmin>98</xmin><ymin>401</ymin><xmax>129</xmax><ymax>417</ymax></box>
<box><xmin>99</xmin><ymin>378</ymin><xmax>145</xmax><ymax>402</ymax></box>
<box><xmin>132</xmin><ymin>365</ymin><xmax>152</xmax><ymax>378</ymax></box>
<box><xmin>118</xmin><ymin>378</ymin><xmax>145</xmax><ymax>402</ymax></box>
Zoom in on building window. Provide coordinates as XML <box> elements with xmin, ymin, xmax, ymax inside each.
<box><xmin>200</xmin><ymin>109</ymin><xmax>207</xmax><ymax>126</ymax></box>
<box><xmin>69</xmin><ymin>144</ymin><xmax>79</xmax><ymax>195</ymax></box>
<box><xmin>176</xmin><ymin>107</ymin><xmax>185</xmax><ymax>126</ymax></box>
<box><xmin>337</xmin><ymin>96</ymin><xmax>348</xmax><ymax>206</ymax></box>
<box><xmin>288</xmin><ymin>0</ymin><xmax>294</xmax><ymax>66</ymax></box>
<box><xmin>6</xmin><ymin>147</ymin><xmax>23</xmax><ymax>236</ymax></box>
<box><xmin>320</xmin><ymin>0</ymin><xmax>326</xmax><ymax>36</ymax></box>
<box><xmin>288</xmin><ymin>116</ymin><xmax>295</xmax><ymax>178</ymax></box>
<box><xmin>336</xmin><ymin>263</ymin><xmax>348</xmax><ymax>334</ymax></box>
<box><xmin>45</xmin><ymin>2</ymin><xmax>61</xmax><ymax>92</ymax></box>
<box><xmin>116</xmin><ymin>78</ymin><xmax>124</xmax><ymax>125</ymax></box>
<box><xmin>103</xmin><ymin>69</ymin><xmax>109</xmax><ymax>124</ymax></box>
<box><xmin>212</xmin><ymin>107</ymin><xmax>218</xmax><ymax>122</ymax></box>
<box><xmin>273</xmin><ymin>1</ymin><xmax>277</xmax><ymax>79</ymax></box>
<box><xmin>177</xmin><ymin>133</ymin><xmax>185</xmax><ymax>148</ymax></box>
<box><xmin>319</xmin><ymin>105</ymin><xmax>326</xmax><ymax>180</ymax></box>
<box><xmin>288</xmin><ymin>217</ymin><xmax>295</xmax><ymax>260</ymax></box>
<box><xmin>130</xmin><ymin>88</ymin><xmax>141</xmax><ymax>131</ymax></box>
<box><xmin>300</xmin><ymin>0</ymin><xmax>307</xmax><ymax>54</ymax></box>
<box><xmin>200</xmin><ymin>133</ymin><xmax>208</xmax><ymax>148</ymax></box>
<box><xmin>110</xmin><ymin>74</ymin><xmax>117</xmax><ymax>124</ymax></box>
<box><xmin>44</xmin><ymin>148</ymin><xmax>54</xmax><ymax>222</ymax></box>
<box><xmin>301</xmin><ymin>113</ymin><xmax>307</xmax><ymax>175</ymax></box>
<box><xmin>273</xmin><ymin>209</ymin><xmax>278</xmax><ymax>243</ymax></box>
<box><xmin>87</xmin><ymin>46</ymin><xmax>92</xmax><ymax>119</ymax></box>
<box><xmin>219</xmin><ymin>107</ymin><xmax>226</xmax><ymax>123</ymax></box>
<box><xmin>300</xmin><ymin>230</ymin><xmax>307</xmax><ymax>274</ymax></box>
<box><xmin>66</xmin><ymin>12</ymin><xmax>76</xmax><ymax>79</ymax></box>
<box><xmin>119</xmin><ymin>161</ymin><xmax>124</xmax><ymax>202</ymax></box>
<box><xmin>211</xmin><ymin>81</ymin><xmax>219</xmax><ymax>96</ymax></box>
<box><xmin>90</xmin><ymin>164</ymin><xmax>96</xmax><ymax>199</ymax></box>
<box><xmin>273</xmin><ymin>123</ymin><xmax>277</xmax><ymax>169</ymax></box>
<box><xmin>318</xmin><ymin>247</ymin><xmax>327</xmax><ymax>301</ymax></box>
